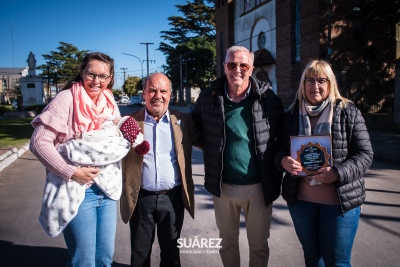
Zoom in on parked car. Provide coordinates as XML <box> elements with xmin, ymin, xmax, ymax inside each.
<box><xmin>12</xmin><ymin>99</ymin><xmax>18</xmax><ymax>109</ymax></box>
<box><xmin>127</xmin><ymin>96</ymin><xmax>143</xmax><ymax>107</ymax></box>
<box><xmin>119</xmin><ymin>95</ymin><xmax>129</xmax><ymax>104</ymax></box>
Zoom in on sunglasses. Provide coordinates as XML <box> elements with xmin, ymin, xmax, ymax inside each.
<box><xmin>225</xmin><ymin>62</ymin><xmax>252</xmax><ymax>72</ymax></box>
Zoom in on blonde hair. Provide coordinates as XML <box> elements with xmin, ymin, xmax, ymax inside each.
<box><xmin>293</xmin><ymin>59</ymin><xmax>351</xmax><ymax>110</ymax></box>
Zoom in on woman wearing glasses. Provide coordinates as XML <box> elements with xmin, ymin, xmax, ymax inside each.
<box><xmin>275</xmin><ymin>59</ymin><xmax>373</xmax><ymax>266</ymax></box>
<box><xmin>30</xmin><ymin>52</ymin><xmax>146</xmax><ymax>266</ymax></box>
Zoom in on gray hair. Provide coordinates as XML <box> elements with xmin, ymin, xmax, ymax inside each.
<box><xmin>145</xmin><ymin>72</ymin><xmax>172</xmax><ymax>92</ymax></box>
<box><xmin>225</xmin><ymin>46</ymin><xmax>254</xmax><ymax>65</ymax></box>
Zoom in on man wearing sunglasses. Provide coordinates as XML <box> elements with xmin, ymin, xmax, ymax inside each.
<box><xmin>191</xmin><ymin>46</ymin><xmax>284</xmax><ymax>267</ymax></box>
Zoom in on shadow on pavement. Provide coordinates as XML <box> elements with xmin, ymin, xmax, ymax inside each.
<box><xmin>0</xmin><ymin>240</ymin><xmax>69</xmax><ymax>267</ymax></box>
<box><xmin>0</xmin><ymin>240</ymin><xmax>129</xmax><ymax>267</ymax></box>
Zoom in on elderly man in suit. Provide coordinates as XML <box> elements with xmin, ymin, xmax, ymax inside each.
<box><xmin>120</xmin><ymin>72</ymin><xmax>194</xmax><ymax>267</ymax></box>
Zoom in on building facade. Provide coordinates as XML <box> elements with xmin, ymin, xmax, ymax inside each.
<box><xmin>0</xmin><ymin>67</ymin><xmax>28</xmax><ymax>104</ymax></box>
<box><xmin>216</xmin><ymin>0</ymin><xmax>399</xmax><ymax>110</ymax></box>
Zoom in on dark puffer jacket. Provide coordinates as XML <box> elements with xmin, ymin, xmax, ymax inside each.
<box><xmin>274</xmin><ymin>100</ymin><xmax>374</xmax><ymax>213</ymax></box>
<box><xmin>192</xmin><ymin>76</ymin><xmax>285</xmax><ymax>205</ymax></box>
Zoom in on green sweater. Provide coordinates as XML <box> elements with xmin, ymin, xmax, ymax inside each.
<box><xmin>222</xmin><ymin>94</ymin><xmax>260</xmax><ymax>184</ymax></box>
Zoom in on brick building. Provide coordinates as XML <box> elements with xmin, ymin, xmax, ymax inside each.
<box><xmin>215</xmin><ymin>0</ymin><xmax>399</xmax><ymax>110</ymax></box>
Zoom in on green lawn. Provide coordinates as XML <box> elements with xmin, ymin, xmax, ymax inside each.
<box><xmin>0</xmin><ymin>118</ymin><xmax>34</xmax><ymax>149</ymax></box>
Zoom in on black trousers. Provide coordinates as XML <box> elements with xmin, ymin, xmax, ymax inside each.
<box><xmin>129</xmin><ymin>186</ymin><xmax>184</xmax><ymax>267</ymax></box>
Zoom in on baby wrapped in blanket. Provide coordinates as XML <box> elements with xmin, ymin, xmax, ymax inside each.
<box><xmin>40</xmin><ymin>116</ymin><xmax>149</xmax><ymax>236</ymax></box>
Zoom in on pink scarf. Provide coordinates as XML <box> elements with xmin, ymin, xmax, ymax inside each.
<box><xmin>70</xmin><ymin>82</ymin><xmax>115</xmax><ymax>133</ymax></box>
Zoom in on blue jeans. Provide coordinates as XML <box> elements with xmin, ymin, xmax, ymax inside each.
<box><xmin>288</xmin><ymin>200</ymin><xmax>360</xmax><ymax>267</ymax></box>
<box><xmin>63</xmin><ymin>184</ymin><xmax>117</xmax><ymax>267</ymax></box>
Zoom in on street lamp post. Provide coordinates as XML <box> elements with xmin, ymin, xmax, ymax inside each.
<box><xmin>122</xmin><ymin>53</ymin><xmax>144</xmax><ymax>79</ymax></box>
<box><xmin>46</xmin><ymin>62</ymin><xmax>51</xmax><ymax>102</ymax></box>
<box><xmin>54</xmin><ymin>68</ymin><xmax>58</xmax><ymax>94</ymax></box>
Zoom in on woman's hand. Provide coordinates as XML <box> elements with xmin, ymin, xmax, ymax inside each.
<box><xmin>311</xmin><ymin>167</ymin><xmax>339</xmax><ymax>184</ymax></box>
<box><xmin>281</xmin><ymin>156</ymin><xmax>303</xmax><ymax>175</ymax></box>
<box><xmin>71</xmin><ymin>166</ymin><xmax>100</xmax><ymax>185</ymax></box>
<box><xmin>112</xmin><ymin>117</ymin><xmax>122</xmax><ymax>126</ymax></box>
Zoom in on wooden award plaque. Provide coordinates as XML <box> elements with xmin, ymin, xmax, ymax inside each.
<box><xmin>290</xmin><ymin>136</ymin><xmax>333</xmax><ymax>176</ymax></box>
<box><xmin>296</xmin><ymin>142</ymin><xmax>330</xmax><ymax>175</ymax></box>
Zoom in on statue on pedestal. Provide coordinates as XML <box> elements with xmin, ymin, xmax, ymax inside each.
<box><xmin>27</xmin><ymin>51</ymin><xmax>36</xmax><ymax>69</ymax></box>
<box><xmin>27</xmin><ymin>52</ymin><xmax>37</xmax><ymax>76</ymax></box>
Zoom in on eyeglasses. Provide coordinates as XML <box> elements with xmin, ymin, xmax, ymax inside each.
<box><xmin>304</xmin><ymin>78</ymin><xmax>329</xmax><ymax>86</ymax></box>
<box><xmin>82</xmin><ymin>70</ymin><xmax>111</xmax><ymax>83</ymax></box>
<box><xmin>225</xmin><ymin>62</ymin><xmax>252</xmax><ymax>72</ymax></box>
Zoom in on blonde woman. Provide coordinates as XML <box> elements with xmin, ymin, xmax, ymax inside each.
<box><xmin>275</xmin><ymin>59</ymin><xmax>373</xmax><ymax>266</ymax></box>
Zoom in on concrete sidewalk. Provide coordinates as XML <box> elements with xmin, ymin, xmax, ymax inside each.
<box><xmin>1</xmin><ymin>128</ymin><xmax>399</xmax><ymax>172</ymax></box>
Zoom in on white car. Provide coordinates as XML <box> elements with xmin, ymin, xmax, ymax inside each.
<box><xmin>127</xmin><ymin>96</ymin><xmax>142</xmax><ymax>107</ymax></box>
<box><xmin>119</xmin><ymin>96</ymin><xmax>129</xmax><ymax>104</ymax></box>
<box><xmin>12</xmin><ymin>99</ymin><xmax>18</xmax><ymax>109</ymax></box>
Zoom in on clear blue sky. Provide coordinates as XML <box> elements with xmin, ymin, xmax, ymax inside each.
<box><xmin>0</xmin><ymin>0</ymin><xmax>187</xmax><ymax>89</ymax></box>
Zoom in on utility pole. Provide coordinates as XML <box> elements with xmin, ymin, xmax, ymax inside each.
<box><xmin>120</xmin><ymin>67</ymin><xmax>128</xmax><ymax>81</ymax></box>
<box><xmin>55</xmin><ymin>68</ymin><xmax>58</xmax><ymax>93</ymax></box>
<box><xmin>179</xmin><ymin>54</ymin><xmax>183</xmax><ymax>106</ymax></box>
<box><xmin>140</xmin><ymin>42</ymin><xmax>155</xmax><ymax>77</ymax></box>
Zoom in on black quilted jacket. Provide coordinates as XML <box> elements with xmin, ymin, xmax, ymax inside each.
<box><xmin>274</xmin><ymin>100</ymin><xmax>374</xmax><ymax>213</ymax></box>
<box><xmin>192</xmin><ymin>76</ymin><xmax>285</xmax><ymax>205</ymax></box>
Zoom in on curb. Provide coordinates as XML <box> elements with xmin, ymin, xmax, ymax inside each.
<box><xmin>0</xmin><ymin>142</ymin><xmax>30</xmax><ymax>172</ymax></box>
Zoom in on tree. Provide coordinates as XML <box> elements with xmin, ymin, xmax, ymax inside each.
<box><xmin>355</xmin><ymin>0</ymin><xmax>400</xmax><ymax>24</ymax></box>
<box><xmin>158</xmin><ymin>0</ymin><xmax>216</xmax><ymax>94</ymax></box>
<box><xmin>167</xmin><ymin>36</ymin><xmax>216</xmax><ymax>90</ymax></box>
<box><xmin>36</xmin><ymin>42</ymin><xmax>89</xmax><ymax>89</ymax></box>
<box><xmin>123</xmin><ymin>76</ymin><xmax>142</xmax><ymax>96</ymax></box>
<box><xmin>111</xmin><ymin>89</ymin><xmax>121</xmax><ymax>97</ymax></box>
<box><xmin>326</xmin><ymin>0</ymin><xmax>400</xmax><ymax>113</ymax></box>
<box><xmin>159</xmin><ymin>0</ymin><xmax>215</xmax><ymax>54</ymax></box>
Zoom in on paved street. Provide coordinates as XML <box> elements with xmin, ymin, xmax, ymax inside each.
<box><xmin>0</xmin><ymin>146</ymin><xmax>400</xmax><ymax>266</ymax></box>
<box><xmin>0</xmin><ymin>104</ymin><xmax>400</xmax><ymax>266</ymax></box>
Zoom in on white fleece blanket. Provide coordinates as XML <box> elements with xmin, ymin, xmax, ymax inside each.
<box><xmin>39</xmin><ymin>121</ymin><xmax>130</xmax><ymax>237</ymax></box>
